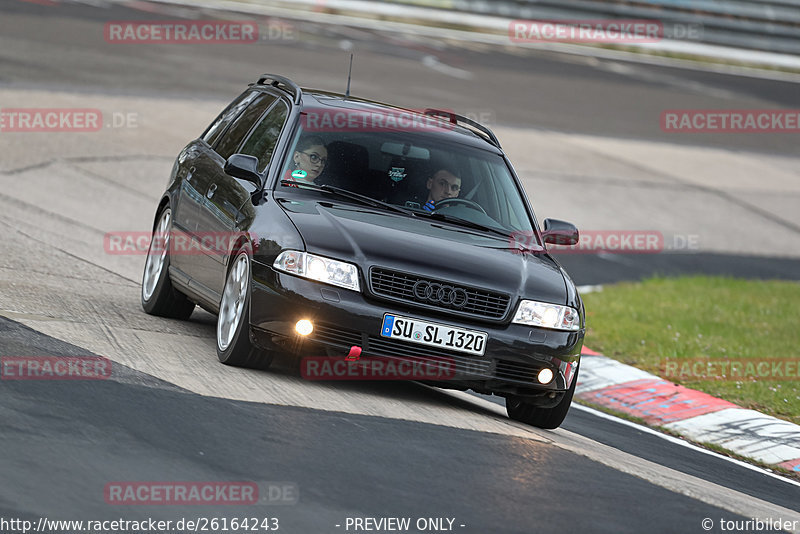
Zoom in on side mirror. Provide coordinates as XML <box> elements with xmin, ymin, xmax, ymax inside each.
<box><xmin>224</xmin><ymin>154</ymin><xmax>262</xmax><ymax>187</ymax></box>
<box><xmin>542</xmin><ymin>219</ymin><xmax>579</xmax><ymax>246</ymax></box>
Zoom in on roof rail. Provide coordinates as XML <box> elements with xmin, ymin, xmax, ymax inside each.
<box><xmin>423</xmin><ymin>108</ymin><xmax>501</xmax><ymax>148</ymax></box>
<box><xmin>256</xmin><ymin>74</ymin><xmax>302</xmax><ymax>105</ymax></box>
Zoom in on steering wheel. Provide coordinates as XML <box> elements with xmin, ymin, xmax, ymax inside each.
<box><xmin>434</xmin><ymin>197</ymin><xmax>487</xmax><ymax>215</ymax></box>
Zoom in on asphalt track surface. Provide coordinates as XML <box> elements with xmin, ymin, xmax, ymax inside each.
<box><xmin>4</xmin><ymin>314</ymin><xmax>797</xmax><ymax>534</ymax></box>
<box><xmin>2</xmin><ymin>0</ymin><xmax>800</xmax><ymax>156</ymax></box>
<box><xmin>1</xmin><ymin>1</ymin><xmax>800</xmax><ymax>533</ymax></box>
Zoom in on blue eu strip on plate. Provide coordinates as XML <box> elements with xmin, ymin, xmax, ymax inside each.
<box><xmin>381</xmin><ymin>315</ymin><xmax>395</xmax><ymax>337</ymax></box>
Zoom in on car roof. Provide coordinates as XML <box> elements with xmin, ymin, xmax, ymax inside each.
<box><xmin>296</xmin><ymin>89</ymin><xmax>504</xmax><ymax>154</ymax></box>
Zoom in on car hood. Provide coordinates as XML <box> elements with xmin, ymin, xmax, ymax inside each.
<box><xmin>278</xmin><ymin>199</ymin><xmax>568</xmax><ymax>305</ymax></box>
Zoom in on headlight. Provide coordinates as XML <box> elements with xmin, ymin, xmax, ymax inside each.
<box><xmin>512</xmin><ymin>300</ymin><xmax>580</xmax><ymax>331</ymax></box>
<box><xmin>273</xmin><ymin>251</ymin><xmax>360</xmax><ymax>292</ymax></box>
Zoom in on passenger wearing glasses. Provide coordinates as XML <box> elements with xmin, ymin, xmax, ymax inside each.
<box><xmin>285</xmin><ymin>135</ymin><xmax>327</xmax><ymax>184</ymax></box>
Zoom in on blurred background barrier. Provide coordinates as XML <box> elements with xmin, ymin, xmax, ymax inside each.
<box><xmin>383</xmin><ymin>0</ymin><xmax>800</xmax><ymax>55</ymax></box>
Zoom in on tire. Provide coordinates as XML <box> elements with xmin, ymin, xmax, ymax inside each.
<box><xmin>216</xmin><ymin>247</ymin><xmax>273</xmax><ymax>369</ymax></box>
<box><xmin>141</xmin><ymin>207</ymin><xmax>195</xmax><ymax>319</ymax></box>
<box><xmin>506</xmin><ymin>367</ymin><xmax>579</xmax><ymax>430</ymax></box>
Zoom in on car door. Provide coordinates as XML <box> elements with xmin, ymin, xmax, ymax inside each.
<box><xmin>170</xmin><ymin>90</ymin><xmax>259</xmax><ymax>277</ymax></box>
<box><xmin>192</xmin><ymin>94</ymin><xmax>289</xmax><ymax>299</ymax></box>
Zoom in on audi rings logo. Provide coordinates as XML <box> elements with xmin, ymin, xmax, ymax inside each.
<box><xmin>412</xmin><ymin>280</ymin><xmax>469</xmax><ymax>308</ymax></box>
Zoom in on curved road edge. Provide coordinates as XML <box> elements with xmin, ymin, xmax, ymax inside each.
<box><xmin>575</xmin><ymin>346</ymin><xmax>800</xmax><ymax>478</ymax></box>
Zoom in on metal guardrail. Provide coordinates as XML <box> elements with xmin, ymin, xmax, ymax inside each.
<box><xmin>389</xmin><ymin>0</ymin><xmax>800</xmax><ymax>55</ymax></box>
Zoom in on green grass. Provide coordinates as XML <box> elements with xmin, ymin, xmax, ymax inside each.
<box><xmin>582</xmin><ymin>276</ymin><xmax>800</xmax><ymax>425</ymax></box>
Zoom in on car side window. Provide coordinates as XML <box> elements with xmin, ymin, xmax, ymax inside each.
<box><xmin>238</xmin><ymin>100</ymin><xmax>289</xmax><ymax>172</ymax></box>
<box><xmin>201</xmin><ymin>91</ymin><xmax>258</xmax><ymax>147</ymax></box>
<box><xmin>215</xmin><ymin>93</ymin><xmax>278</xmax><ymax>161</ymax></box>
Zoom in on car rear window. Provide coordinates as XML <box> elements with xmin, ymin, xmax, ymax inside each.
<box><xmin>201</xmin><ymin>90</ymin><xmax>259</xmax><ymax>147</ymax></box>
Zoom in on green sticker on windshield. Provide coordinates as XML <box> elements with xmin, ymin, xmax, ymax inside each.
<box><xmin>291</xmin><ymin>170</ymin><xmax>308</xmax><ymax>179</ymax></box>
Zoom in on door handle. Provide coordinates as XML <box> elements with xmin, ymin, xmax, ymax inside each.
<box><xmin>186</xmin><ymin>166</ymin><xmax>196</xmax><ymax>181</ymax></box>
<box><xmin>206</xmin><ymin>183</ymin><xmax>218</xmax><ymax>199</ymax></box>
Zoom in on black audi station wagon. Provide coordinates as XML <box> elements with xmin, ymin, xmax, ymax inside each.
<box><xmin>142</xmin><ymin>74</ymin><xmax>585</xmax><ymax>429</ymax></box>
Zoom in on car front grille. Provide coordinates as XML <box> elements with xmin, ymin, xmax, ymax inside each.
<box><xmin>366</xmin><ymin>336</ymin><xmax>492</xmax><ymax>378</ymax></box>
<box><xmin>310</xmin><ymin>325</ymin><xmax>546</xmax><ymax>384</ymax></box>
<box><xmin>309</xmin><ymin>323</ymin><xmax>491</xmax><ymax>378</ymax></box>
<box><xmin>312</xmin><ymin>323</ymin><xmax>363</xmax><ymax>348</ymax></box>
<box><xmin>369</xmin><ymin>267</ymin><xmax>510</xmax><ymax>321</ymax></box>
<box><xmin>494</xmin><ymin>359</ymin><xmax>544</xmax><ymax>383</ymax></box>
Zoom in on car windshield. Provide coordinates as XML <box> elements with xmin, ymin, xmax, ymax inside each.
<box><xmin>277</xmin><ymin>115</ymin><xmax>537</xmax><ymax>239</ymax></box>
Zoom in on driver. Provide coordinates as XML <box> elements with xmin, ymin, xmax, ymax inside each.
<box><xmin>423</xmin><ymin>169</ymin><xmax>461</xmax><ymax>212</ymax></box>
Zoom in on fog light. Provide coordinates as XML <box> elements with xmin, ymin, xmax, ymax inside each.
<box><xmin>295</xmin><ymin>319</ymin><xmax>313</xmax><ymax>336</ymax></box>
<box><xmin>537</xmin><ymin>368</ymin><xmax>554</xmax><ymax>384</ymax></box>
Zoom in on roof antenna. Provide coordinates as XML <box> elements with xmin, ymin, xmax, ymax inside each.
<box><xmin>345</xmin><ymin>53</ymin><xmax>354</xmax><ymax>98</ymax></box>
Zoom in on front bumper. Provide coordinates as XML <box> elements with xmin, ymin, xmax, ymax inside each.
<box><xmin>250</xmin><ymin>261</ymin><xmax>583</xmax><ymax>398</ymax></box>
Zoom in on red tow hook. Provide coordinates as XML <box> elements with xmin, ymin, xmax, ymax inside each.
<box><xmin>345</xmin><ymin>346</ymin><xmax>362</xmax><ymax>361</ymax></box>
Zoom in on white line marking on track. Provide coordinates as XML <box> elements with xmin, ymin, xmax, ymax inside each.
<box><xmin>572</xmin><ymin>403</ymin><xmax>800</xmax><ymax>489</ymax></box>
<box><xmin>576</xmin><ymin>284</ymin><xmax>603</xmax><ymax>294</ymax></box>
<box><xmin>421</xmin><ymin>55</ymin><xmax>473</xmax><ymax>80</ymax></box>
<box><xmin>442</xmin><ymin>389</ymin><xmax>800</xmax><ymax>525</ymax></box>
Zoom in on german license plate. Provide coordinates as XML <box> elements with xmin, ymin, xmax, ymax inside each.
<box><xmin>380</xmin><ymin>314</ymin><xmax>487</xmax><ymax>356</ymax></box>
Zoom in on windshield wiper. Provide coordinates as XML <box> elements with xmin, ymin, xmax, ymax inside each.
<box><xmin>280</xmin><ymin>180</ymin><xmax>415</xmax><ymax>217</ymax></box>
<box><xmin>279</xmin><ymin>180</ymin><xmax>521</xmax><ymax>242</ymax></box>
<box><xmin>417</xmin><ymin>210</ymin><xmax>513</xmax><ymax>240</ymax></box>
